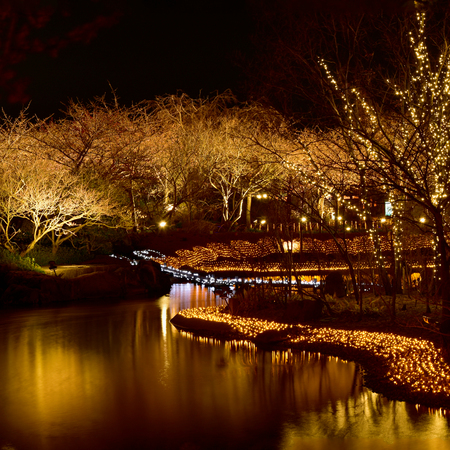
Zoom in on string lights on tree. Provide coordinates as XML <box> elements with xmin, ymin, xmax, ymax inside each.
<box><xmin>317</xmin><ymin>10</ymin><xmax>450</xmax><ymax>316</ymax></box>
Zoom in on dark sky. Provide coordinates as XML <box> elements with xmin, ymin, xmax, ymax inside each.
<box><xmin>1</xmin><ymin>0</ymin><xmax>417</xmax><ymax>118</ymax></box>
<box><xmin>3</xmin><ymin>0</ymin><xmax>251</xmax><ymax>117</ymax></box>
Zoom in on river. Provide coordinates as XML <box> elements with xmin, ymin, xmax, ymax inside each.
<box><xmin>0</xmin><ymin>283</ymin><xmax>449</xmax><ymax>450</ymax></box>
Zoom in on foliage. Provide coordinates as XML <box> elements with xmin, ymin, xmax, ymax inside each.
<box><xmin>0</xmin><ymin>248</ymin><xmax>43</xmax><ymax>273</ymax></box>
<box><xmin>231</xmin><ymin>285</ymin><xmax>290</xmax><ymax>315</ymax></box>
<box><xmin>27</xmin><ymin>245</ymin><xmax>90</xmax><ymax>267</ymax></box>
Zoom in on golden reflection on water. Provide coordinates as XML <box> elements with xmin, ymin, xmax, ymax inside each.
<box><xmin>0</xmin><ymin>286</ymin><xmax>449</xmax><ymax>450</ymax></box>
<box><xmin>168</xmin><ymin>283</ymin><xmax>226</xmax><ymax>317</ymax></box>
<box><xmin>3</xmin><ymin>321</ymin><xmax>107</xmax><ymax>443</ymax></box>
<box><xmin>180</xmin><ymin>333</ymin><xmax>363</xmax><ymax>410</ymax></box>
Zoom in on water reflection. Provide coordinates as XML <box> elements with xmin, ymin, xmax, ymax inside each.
<box><xmin>0</xmin><ymin>285</ymin><xmax>448</xmax><ymax>450</ymax></box>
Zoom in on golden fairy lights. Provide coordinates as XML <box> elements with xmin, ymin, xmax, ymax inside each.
<box><xmin>291</xmin><ymin>327</ymin><xmax>450</xmax><ymax>396</ymax></box>
<box><xmin>151</xmin><ymin>235</ymin><xmax>436</xmax><ymax>275</ymax></box>
<box><xmin>178</xmin><ymin>306</ymin><xmax>450</xmax><ymax>400</ymax></box>
<box><xmin>179</xmin><ymin>306</ymin><xmax>292</xmax><ymax>338</ymax></box>
<box><xmin>317</xmin><ymin>10</ymin><xmax>450</xmax><ymax>291</ymax></box>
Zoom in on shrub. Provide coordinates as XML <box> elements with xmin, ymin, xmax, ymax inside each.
<box><xmin>0</xmin><ymin>248</ymin><xmax>44</xmax><ymax>273</ymax></box>
<box><xmin>27</xmin><ymin>245</ymin><xmax>90</xmax><ymax>266</ymax></box>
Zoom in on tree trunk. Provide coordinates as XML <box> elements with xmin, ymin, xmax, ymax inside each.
<box><xmin>246</xmin><ymin>194</ymin><xmax>252</xmax><ymax>229</ymax></box>
<box><xmin>435</xmin><ymin>215</ymin><xmax>450</xmax><ymax>318</ymax></box>
<box><xmin>129</xmin><ymin>180</ymin><xmax>138</xmax><ymax>232</ymax></box>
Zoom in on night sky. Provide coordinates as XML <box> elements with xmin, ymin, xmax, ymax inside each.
<box><xmin>2</xmin><ymin>0</ymin><xmax>251</xmax><ymax>117</ymax></box>
<box><xmin>1</xmin><ymin>0</ymin><xmax>415</xmax><ymax>118</ymax></box>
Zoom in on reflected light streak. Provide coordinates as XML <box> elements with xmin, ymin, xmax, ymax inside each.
<box><xmin>179</xmin><ymin>306</ymin><xmax>450</xmax><ymax>407</ymax></box>
<box><xmin>159</xmin><ymin>295</ymin><xmax>170</xmax><ymax>339</ymax></box>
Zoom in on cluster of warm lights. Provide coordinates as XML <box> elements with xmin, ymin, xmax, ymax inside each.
<box><xmin>179</xmin><ymin>306</ymin><xmax>292</xmax><ymax>338</ymax></box>
<box><xmin>151</xmin><ymin>234</ymin><xmax>436</xmax><ymax>275</ymax></box>
<box><xmin>178</xmin><ymin>306</ymin><xmax>450</xmax><ymax>400</ymax></box>
<box><xmin>312</xmin><ymin>9</ymin><xmax>450</xmax><ymax>292</ymax></box>
<box><xmin>291</xmin><ymin>327</ymin><xmax>450</xmax><ymax>396</ymax></box>
<box><xmin>160</xmin><ymin>238</ymin><xmax>278</xmax><ymax>268</ymax></box>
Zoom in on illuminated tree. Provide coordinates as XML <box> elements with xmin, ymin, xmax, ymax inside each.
<box><xmin>0</xmin><ymin>157</ymin><xmax>119</xmax><ymax>256</ymax></box>
<box><xmin>151</xmin><ymin>93</ymin><xmax>228</xmax><ymax>225</ymax></box>
<box><xmin>151</xmin><ymin>92</ymin><xmax>281</xmax><ymax>229</ymax></box>
<box><xmin>317</xmin><ymin>8</ymin><xmax>450</xmax><ymax>319</ymax></box>
<box><xmin>31</xmin><ymin>98</ymin><xmax>116</xmax><ymax>173</ymax></box>
<box><xmin>30</xmin><ymin>97</ymin><xmax>162</xmax><ymax>231</ymax></box>
<box><xmin>207</xmin><ymin>111</ymin><xmax>280</xmax><ymax>230</ymax></box>
<box><xmin>84</xmin><ymin>99</ymin><xmax>161</xmax><ymax>231</ymax></box>
<box><xmin>0</xmin><ymin>109</ymin><xmax>37</xmax><ymax>252</ymax></box>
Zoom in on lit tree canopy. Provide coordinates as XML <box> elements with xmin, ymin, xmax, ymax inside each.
<box><xmin>314</xmin><ymin>9</ymin><xmax>450</xmax><ymax>314</ymax></box>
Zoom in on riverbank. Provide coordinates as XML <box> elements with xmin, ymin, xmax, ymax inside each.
<box><xmin>171</xmin><ymin>304</ymin><xmax>450</xmax><ymax>411</ymax></box>
<box><xmin>0</xmin><ymin>256</ymin><xmax>171</xmax><ymax>307</ymax></box>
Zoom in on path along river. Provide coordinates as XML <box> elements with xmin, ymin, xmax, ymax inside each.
<box><xmin>0</xmin><ymin>283</ymin><xmax>450</xmax><ymax>450</ymax></box>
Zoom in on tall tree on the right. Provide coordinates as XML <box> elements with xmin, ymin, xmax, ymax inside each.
<box><xmin>246</xmin><ymin>1</ymin><xmax>450</xmax><ymax>328</ymax></box>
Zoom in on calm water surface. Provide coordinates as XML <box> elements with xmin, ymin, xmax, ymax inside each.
<box><xmin>0</xmin><ymin>283</ymin><xmax>449</xmax><ymax>450</ymax></box>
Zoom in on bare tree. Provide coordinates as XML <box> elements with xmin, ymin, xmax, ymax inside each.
<box><xmin>0</xmin><ymin>157</ymin><xmax>119</xmax><ymax>256</ymax></box>
<box><xmin>151</xmin><ymin>93</ymin><xmax>228</xmax><ymax>225</ymax></box>
<box><xmin>316</xmin><ymin>9</ymin><xmax>450</xmax><ymax>323</ymax></box>
<box><xmin>31</xmin><ymin>97</ymin><xmax>118</xmax><ymax>173</ymax></box>
<box><xmin>0</xmin><ymin>108</ymin><xmax>38</xmax><ymax>252</ymax></box>
<box><xmin>207</xmin><ymin>103</ymin><xmax>284</xmax><ymax>230</ymax></box>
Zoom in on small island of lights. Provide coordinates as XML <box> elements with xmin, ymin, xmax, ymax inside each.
<box><xmin>176</xmin><ymin>306</ymin><xmax>450</xmax><ymax>409</ymax></box>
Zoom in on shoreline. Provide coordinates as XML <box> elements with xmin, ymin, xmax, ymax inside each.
<box><xmin>171</xmin><ymin>307</ymin><xmax>450</xmax><ymax>411</ymax></box>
